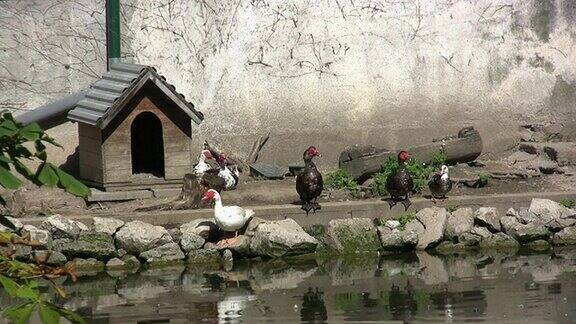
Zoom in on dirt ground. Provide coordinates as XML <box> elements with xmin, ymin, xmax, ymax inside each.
<box><xmin>2</xmin><ymin>153</ymin><xmax>575</xmax><ymax>218</ymax></box>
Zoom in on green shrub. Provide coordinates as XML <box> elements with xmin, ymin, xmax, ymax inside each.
<box><xmin>325</xmin><ymin>169</ymin><xmax>359</xmax><ymax>196</ymax></box>
<box><xmin>369</xmin><ymin>150</ymin><xmax>446</xmax><ymax>196</ymax></box>
<box><xmin>560</xmin><ymin>199</ymin><xmax>576</xmax><ymax>209</ymax></box>
<box><xmin>446</xmin><ymin>204</ymin><xmax>459</xmax><ymax>213</ymax></box>
<box><xmin>396</xmin><ymin>212</ymin><xmax>416</xmax><ymax>231</ymax></box>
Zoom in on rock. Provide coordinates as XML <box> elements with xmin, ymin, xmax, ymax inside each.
<box><xmin>525</xmin><ymin>239</ymin><xmax>551</xmax><ymax>251</ymax></box>
<box><xmin>168</xmin><ymin>228</ymin><xmax>182</xmax><ymax>243</ymax></box>
<box><xmin>21</xmin><ymin>225</ymin><xmax>52</xmax><ymax>248</ymax></box>
<box><xmin>542</xmin><ymin>142</ymin><xmax>576</xmax><ymax>166</ymax></box>
<box><xmin>458</xmin><ymin>232</ymin><xmax>482</xmax><ymax>246</ymax></box>
<box><xmin>474</xmin><ymin>207</ymin><xmax>501</xmax><ymax>232</ymax></box>
<box><xmin>40</xmin><ymin>214</ymin><xmax>88</xmax><ymax>239</ymax></box>
<box><xmin>244</xmin><ymin>217</ymin><xmax>266</xmax><ymax>237</ymax></box>
<box><xmin>378</xmin><ymin>226</ymin><xmax>418</xmax><ymax>251</ymax></box>
<box><xmin>506</xmin><ymin>208</ymin><xmax>519</xmax><ymax>217</ymax></box>
<box><xmin>470</xmin><ymin>226</ymin><xmax>493</xmax><ymax>239</ymax></box>
<box><xmin>117</xmin><ymin>249</ymin><xmax>127</xmax><ymax>258</ymax></box>
<box><xmin>1</xmin><ymin>243</ymin><xmax>32</xmax><ymax>262</ymax></box>
<box><xmin>93</xmin><ymin>217</ymin><xmax>124</xmax><ymax>235</ymax></box>
<box><xmin>479</xmin><ymin>233</ymin><xmax>519</xmax><ymax>250</ymax></box>
<box><xmin>500</xmin><ymin>216</ymin><xmax>549</xmax><ymax>243</ymax></box>
<box><xmin>445</xmin><ymin>208</ymin><xmax>474</xmax><ymax>240</ymax></box>
<box><xmin>139</xmin><ymin>242</ymin><xmax>185</xmax><ymax>265</ymax></box>
<box><xmin>33</xmin><ymin>250</ymin><xmax>67</xmax><ymax>266</ymax></box>
<box><xmin>0</xmin><ymin>216</ymin><xmax>23</xmax><ymax>232</ymax></box>
<box><xmin>411</xmin><ymin>207</ymin><xmax>448</xmax><ymax>249</ymax></box>
<box><xmin>384</xmin><ymin>220</ymin><xmax>401</xmax><ymax>230</ymax></box>
<box><xmin>180</xmin><ymin>219</ymin><xmax>218</xmax><ymax>240</ymax></box>
<box><xmin>325</xmin><ymin>218</ymin><xmax>380</xmax><ymax>253</ymax></box>
<box><xmin>222</xmin><ymin>249</ymin><xmax>233</xmax><ymax>264</ymax></box>
<box><xmin>434</xmin><ymin>241</ymin><xmax>474</xmax><ymax>254</ymax></box>
<box><xmin>216</xmin><ymin>235</ymin><xmax>251</xmax><ymax>255</ymax></box>
<box><xmin>106</xmin><ymin>255</ymin><xmax>141</xmax><ymax>270</ymax></box>
<box><xmin>526</xmin><ymin>198</ymin><xmax>576</xmax><ymax>229</ymax></box>
<box><xmin>71</xmin><ymin>258</ymin><xmax>105</xmax><ymax>271</ymax></box>
<box><xmin>552</xmin><ymin>226</ymin><xmax>576</xmax><ymax>245</ymax></box>
<box><xmin>56</xmin><ymin>232</ymin><xmax>117</xmax><ymax>261</ymax></box>
<box><xmin>203</xmin><ymin>242</ymin><xmax>218</xmax><ymax>250</ymax></box>
<box><xmin>186</xmin><ymin>249</ymin><xmax>221</xmax><ymax>266</ymax></box>
<box><xmin>115</xmin><ymin>220</ymin><xmax>172</xmax><ymax>254</ymax></box>
<box><xmin>251</xmin><ymin>219</ymin><xmax>319</xmax><ymax>257</ymax></box>
<box><xmin>179</xmin><ymin>231</ymin><xmax>205</xmax><ymax>253</ymax></box>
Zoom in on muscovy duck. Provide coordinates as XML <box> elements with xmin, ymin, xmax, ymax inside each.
<box><xmin>202</xmin><ymin>189</ymin><xmax>254</xmax><ymax>246</ymax></box>
<box><xmin>385</xmin><ymin>150</ymin><xmax>414</xmax><ymax>211</ymax></box>
<box><xmin>296</xmin><ymin>146</ymin><xmax>323</xmax><ymax>214</ymax></box>
<box><xmin>218</xmin><ymin>153</ymin><xmax>239</xmax><ymax>190</ymax></box>
<box><xmin>428</xmin><ymin>164</ymin><xmax>452</xmax><ymax>201</ymax></box>
<box><xmin>194</xmin><ymin>149</ymin><xmax>214</xmax><ymax>176</ymax></box>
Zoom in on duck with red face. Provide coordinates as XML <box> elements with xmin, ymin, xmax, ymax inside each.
<box><xmin>194</xmin><ymin>149</ymin><xmax>215</xmax><ymax>176</ymax></box>
<box><xmin>296</xmin><ymin>146</ymin><xmax>323</xmax><ymax>215</ymax></box>
<box><xmin>385</xmin><ymin>150</ymin><xmax>414</xmax><ymax>211</ymax></box>
<box><xmin>202</xmin><ymin>189</ymin><xmax>254</xmax><ymax>247</ymax></box>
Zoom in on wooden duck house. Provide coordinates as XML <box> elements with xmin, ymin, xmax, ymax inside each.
<box><xmin>68</xmin><ymin>63</ymin><xmax>204</xmax><ymax>191</ymax></box>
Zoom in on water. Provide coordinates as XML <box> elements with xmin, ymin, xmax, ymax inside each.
<box><xmin>30</xmin><ymin>249</ymin><xmax>576</xmax><ymax>323</ymax></box>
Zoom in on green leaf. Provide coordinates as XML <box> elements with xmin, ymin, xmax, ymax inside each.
<box><xmin>18</xmin><ymin>123</ymin><xmax>43</xmax><ymax>141</ymax></box>
<box><xmin>0</xmin><ymin>274</ymin><xmax>20</xmax><ymax>297</ymax></box>
<box><xmin>0</xmin><ymin>165</ymin><xmax>22</xmax><ymax>189</ymax></box>
<box><xmin>39</xmin><ymin>303</ymin><xmax>61</xmax><ymax>324</ymax></box>
<box><xmin>54</xmin><ymin>166</ymin><xmax>91</xmax><ymax>197</ymax></box>
<box><xmin>0</xmin><ymin>154</ymin><xmax>11</xmax><ymax>163</ymax></box>
<box><xmin>42</xmin><ymin>135</ymin><xmax>62</xmax><ymax>149</ymax></box>
<box><xmin>37</xmin><ymin>163</ymin><xmax>59</xmax><ymax>187</ymax></box>
<box><xmin>2</xmin><ymin>302</ymin><xmax>36</xmax><ymax>324</ymax></box>
<box><xmin>46</xmin><ymin>303</ymin><xmax>86</xmax><ymax>324</ymax></box>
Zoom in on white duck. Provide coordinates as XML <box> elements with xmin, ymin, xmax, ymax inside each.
<box><xmin>218</xmin><ymin>153</ymin><xmax>239</xmax><ymax>190</ymax></box>
<box><xmin>202</xmin><ymin>189</ymin><xmax>254</xmax><ymax>245</ymax></box>
<box><xmin>194</xmin><ymin>149</ymin><xmax>214</xmax><ymax>176</ymax></box>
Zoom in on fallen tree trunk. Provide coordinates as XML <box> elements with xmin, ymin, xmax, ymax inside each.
<box><xmin>339</xmin><ymin>127</ymin><xmax>483</xmax><ymax>181</ymax></box>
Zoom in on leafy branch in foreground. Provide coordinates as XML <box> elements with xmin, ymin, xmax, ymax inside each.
<box><xmin>0</xmin><ymin>111</ymin><xmax>90</xmax><ymax>197</ymax></box>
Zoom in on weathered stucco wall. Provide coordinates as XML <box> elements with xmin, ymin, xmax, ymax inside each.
<box><xmin>1</xmin><ymin>0</ymin><xmax>575</xmax><ymax>170</ymax></box>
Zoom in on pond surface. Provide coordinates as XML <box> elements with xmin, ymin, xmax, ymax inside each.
<box><xmin>18</xmin><ymin>249</ymin><xmax>576</xmax><ymax>323</ymax></box>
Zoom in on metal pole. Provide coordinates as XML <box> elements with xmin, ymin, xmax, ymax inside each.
<box><xmin>106</xmin><ymin>0</ymin><xmax>121</xmax><ymax>69</ymax></box>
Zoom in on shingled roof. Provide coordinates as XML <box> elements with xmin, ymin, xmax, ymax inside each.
<box><xmin>68</xmin><ymin>62</ymin><xmax>203</xmax><ymax>129</ymax></box>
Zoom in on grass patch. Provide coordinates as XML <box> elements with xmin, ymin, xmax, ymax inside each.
<box><xmin>370</xmin><ymin>150</ymin><xmax>446</xmax><ymax>196</ymax></box>
<box><xmin>325</xmin><ymin>168</ymin><xmax>360</xmax><ymax>197</ymax></box>
<box><xmin>560</xmin><ymin>199</ymin><xmax>576</xmax><ymax>209</ymax></box>
<box><xmin>396</xmin><ymin>212</ymin><xmax>416</xmax><ymax>231</ymax></box>
<box><xmin>446</xmin><ymin>204</ymin><xmax>459</xmax><ymax>213</ymax></box>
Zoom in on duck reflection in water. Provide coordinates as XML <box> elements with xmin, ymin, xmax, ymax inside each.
<box><xmin>389</xmin><ymin>280</ymin><xmax>418</xmax><ymax>322</ymax></box>
<box><xmin>301</xmin><ymin>287</ymin><xmax>328</xmax><ymax>323</ymax></box>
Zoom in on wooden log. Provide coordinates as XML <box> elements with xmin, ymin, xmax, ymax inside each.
<box><xmin>246</xmin><ymin>132</ymin><xmax>270</xmax><ymax>164</ymax></box>
<box><xmin>203</xmin><ymin>141</ymin><xmax>248</xmax><ymax>172</ymax></box>
<box><xmin>339</xmin><ymin>127</ymin><xmax>483</xmax><ymax>181</ymax></box>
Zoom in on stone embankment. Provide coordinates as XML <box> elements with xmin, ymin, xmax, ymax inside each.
<box><xmin>1</xmin><ymin>198</ymin><xmax>575</xmax><ymax>271</ymax></box>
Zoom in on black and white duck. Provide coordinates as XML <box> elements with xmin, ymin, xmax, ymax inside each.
<box><xmin>386</xmin><ymin>150</ymin><xmax>414</xmax><ymax>211</ymax></box>
<box><xmin>296</xmin><ymin>146</ymin><xmax>323</xmax><ymax>214</ymax></box>
<box><xmin>218</xmin><ymin>153</ymin><xmax>239</xmax><ymax>190</ymax></box>
<box><xmin>428</xmin><ymin>164</ymin><xmax>452</xmax><ymax>201</ymax></box>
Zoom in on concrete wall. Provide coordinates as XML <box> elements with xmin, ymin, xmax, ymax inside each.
<box><xmin>1</xmin><ymin>0</ymin><xmax>575</xmax><ymax>170</ymax></box>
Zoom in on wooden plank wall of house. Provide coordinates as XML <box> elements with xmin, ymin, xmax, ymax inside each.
<box><xmin>78</xmin><ymin>124</ymin><xmax>104</xmax><ymax>185</ymax></box>
<box><xmin>101</xmin><ymin>83</ymin><xmax>192</xmax><ymax>190</ymax></box>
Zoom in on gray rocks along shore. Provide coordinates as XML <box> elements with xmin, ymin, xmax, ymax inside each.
<box><xmin>1</xmin><ymin>198</ymin><xmax>575</xmax><ymax>271</ymax></box>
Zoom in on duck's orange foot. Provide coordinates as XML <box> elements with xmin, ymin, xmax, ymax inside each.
<box><xmin>216</xmin><ymin>237</ymin><xmax>240</xmax><ymax>249</ymax></box>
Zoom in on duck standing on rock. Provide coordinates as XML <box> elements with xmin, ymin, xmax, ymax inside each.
<box><xmin>202</xmin><ymin>189</ymin><xmax>254</xmax><ymax>247</ymax></box>
<box><xmin>386</xmin><ymin>150</ymin><xmax>414</xmax><ymax>211</ymax></box>
<box><xmin>428</xmin><ymin>165</ymin><xmax>452</xmax><ymax>202</ymax></box>
<box><xmin>218</xmin><ymin>153</ymin><xmax>240</xmax><ymax>190</ymax></box>
<box><xmin>296</xmin><ymin>146</ymin><xmax>323</xmax><ymax>215</ymax></box>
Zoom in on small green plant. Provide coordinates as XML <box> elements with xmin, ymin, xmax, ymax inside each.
<box><xmin>369</xmin><ymin>150</ymin><xmax>446</xmax><ymax>196</ymax></box>
<box><xmin>446</xmin><ymin>204</ymin><xmax>459</xmax><ymax>213</ymax></box>
<box><xmin>395</xmin><ymin>212</ymin><xmax>416</xmax><ymax>231</ymax></box>
<box><xmin>476</xmin><ymin>173</ymin><xmax>490</xmax><ymax>187</ymax></box>
<box><xmin>560</xmin><ymin>199</ymin><xmax>576</xmax><ymax>209</ymax></box>
<box><xmin>0</xmin><ymin>275</ymin><xmax>85</xmax><ymax>323</ymax></box>
<box><xmin>430</xmin><ymin>150</ymin><xmax>447</xmax><ymax>168</ymax></box>
<box><xmin>325</xmin><ymin>169</ymin><xmax>359</xmax><ymax>196</ymax></box>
